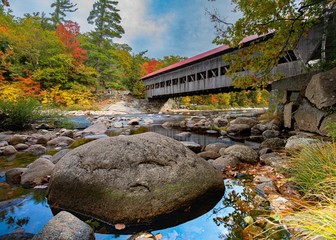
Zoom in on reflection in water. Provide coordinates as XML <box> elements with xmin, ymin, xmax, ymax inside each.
<box><xmin>0</xmin><ymin>191</ymin><xmax>53</xmax><ymax>235</ymax></box>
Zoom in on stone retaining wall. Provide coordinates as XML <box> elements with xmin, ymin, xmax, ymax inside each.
<box><xmin>270</xmin><ymin>68</ymin><xmax>336</xmax><ymax>135</ymax></box>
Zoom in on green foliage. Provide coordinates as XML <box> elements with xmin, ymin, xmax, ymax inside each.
<box><xmin>0</xmin><ymin>98</ymin><xmax>44</xmax><ymax>130</ymax></box>
<box><xmin>210</xmin><ymin>0</ymin><xmax>334</xmax><ymax>88</ymax></box>
<box><xmin>50</xmin><ymin>0</ymin><xmax>78</xmax><ymax>26</ymax></box>
<box><xmin>326</xmin><ymin>121</ymin><xmax>336</xmax><ymax>139</ymax></box>
<box><xmin>178</xmin><ymin>89</ymin><xmax>269</xmax><ymax>109</ymax></box>
<box><xmin>289</xmin><ymin>142</ymin><xmax>336</xmax><ymax>199</ymax></box>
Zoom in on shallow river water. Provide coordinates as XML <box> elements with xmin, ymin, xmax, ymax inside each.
<box><xmin>0</xmin><ymin>110</ymin><xmax>288</xmax><ymax>239</ymax></box>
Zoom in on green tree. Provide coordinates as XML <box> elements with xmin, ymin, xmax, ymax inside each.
<box><xmin>50</xmin><ymin>0</ymin><xmax>78</xmax><ymax>26</ymax></box>
<box><xmin>87</xmin><ymin>0</ymin><xmax>124</xmax><ymax>46</ymax></box>
<box><xmin>210</xmin><ymin>0</ymin><xmax>336</xmax><ymax>88</ymax></box>
<box><xmin>87</xmin><ymin>0</ymin><xmax>125</xmax><ymax>89</ymax></box>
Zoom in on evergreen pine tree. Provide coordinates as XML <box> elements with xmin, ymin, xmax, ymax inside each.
<box><xmin>87</xmin><ymin>0</ymin><xmax>125</xmax><ymax>89</ymax></box>
<box><xmin>50</xmin><ymin>0</ymin><xmax>78</xmax><ymax>26</ymax></box>
<box><xmin>87</xmin><ymin>0</ymin><xmax>124</xmax><ymax>47</ymax></box>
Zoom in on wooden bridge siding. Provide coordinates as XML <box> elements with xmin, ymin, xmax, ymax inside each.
<box><xmin>143</xmin><ymin>55</ymin><xmax>230</xmax><ymax>98</ymax></box>
<box><xmin>144</xmin><ymin>59</ymin><xmax>304</xmax><ymax>98</ymax></box>
<box><xmin>294</xmin><ymin>24</ymin><xmax>322</xmax><ymax>63</ymax></box>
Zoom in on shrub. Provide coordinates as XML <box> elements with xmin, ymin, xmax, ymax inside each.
<box><xmin>289</xmin><ymin>142</ymin><xmax>336</xmax><ymax>198</ymax></box>
<box><xmin>0</xmin><ymin>98</ymin><xmax>43</xmax><ymax>130</ymax></box>
<box><xmin>0</xmin><ymin>98</ymin><xmax>70</xmax><ymax>131</ymax></box>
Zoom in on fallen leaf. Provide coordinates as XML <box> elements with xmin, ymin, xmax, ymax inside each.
<box><xmin>155</xmin><ymin>233</ymin><xmax>162</xmax><ymax>240</ymax></box>
<box><xmin>115</xmin><ymin>223</ymin><xmax>126</xmax><ymax>230</ymax></box>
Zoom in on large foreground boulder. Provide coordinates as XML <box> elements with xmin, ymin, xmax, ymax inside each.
<box><xmin>48</xmin><ymin>132</ymin><xmax>224</xmax><ymax>227</ymax></box>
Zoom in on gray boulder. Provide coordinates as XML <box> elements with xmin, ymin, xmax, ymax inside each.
<box><xmin>260</xmin><ymin>138</ymin><xmax>285</xmax><ymax>150</ymax></box>
<box><xmin>197</xmin><ymin>151</ymin><xmax>221</xmax><ymax>160</ymax></box>
<box><xmin>205</xmin><ymin>142</ymin><xmax>228</xmax><ymax>153</ymax></box>
<box><xmin>50</xmin><ymin>149</ymin><xmax>71</xmax><ymax>164</ymax></box>
<box><xmin>305</xmin><ymin>68</ymin><xmax>336</xmax><ymax>109</ymax></box>
<box><xmin>1</xmin><ymin>145</ymin><xmax>17</xmax><ymax>156</ymax></box>
<box><xmin>209</xmin><ymin>155</ymin><xmax>239</xmax><ymax>171</ymax></box>
<box><xmin>319</xmin><ymin>114</ymin><xmax>336</xmax><ymax>136</ymax></box>
<box><xmin>0</xmin><ymin>141</ymin><xmax>8</xmax><ymax>147</ymax></box>
<box><xmin>227</xmin><ymin>124</ymin><xmax>251</xmax><ymax>135</ymax></box>
<box><xmin>47</xmin><ymin>137</ymin><xmax>74</xmax><ymax>147</ymax></box>
<box><xmin>285</xmin><ymin>135</ymin><xmax>321</xmax><ymax>150</ymax></box>
<box><xmin>262</xmin><ymin>129</ymin><xmax>280</xmax><ymax>139</ymax></box>
<box><xmin>294</xmin><ymin>99</ymin><xmax>325</xmax><ymax>133</ymax></box>
<box><xmin>9</xmin><ymin>135</ymin><xmax>28</xmax><ymax>145</ymax></box>
<box><xmin>180</xmin><ymin>141</ymin><xmax>202</xmax><ymax>152</ymax></box>
<box><xmin>27</xmin><ymin>144</ymin><xmax>47</xmax><ymax>155</ymax></box>
<box><xmin>213</xmin><ymin>116</ymin><xmax>228</xmax><ymax>128</ymax></box>
<box><xmin>83</xmin><ymin>122</ymin><xmax>107</xmax><ymax>135</ymax></box>
<box><xmin>223</xmin><ymin>145</ymin><xmax>258</xmax><ymax>164</ymax></box>
<box><xmin>48</xmin><ymin>132</ymin><xmax>224</xmax><ymax>225</ymax></box>
<box><xmin>21</xmin><ymin>157</ymin><xmax>54</xmax><ymax>188</ymax></box>
<box><xmin>14</xmin><ymin>143</ymin><xmax>29</xmax><ymax>150</ymax></box>
<box><xmin>32</xmin><ymin>211</ymin><xmax>94</xmax><ymax>240</ymax></box>
<box><xmin>230</xmin><ymin>117</ymin><xmax>258</xmax><ymax>128</ymax></box>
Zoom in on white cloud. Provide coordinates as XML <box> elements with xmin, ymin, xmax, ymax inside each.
<box><xmin>116</xmin><ymin>0</ymin><xmax>175</xmax><ymax>53</ymax></box>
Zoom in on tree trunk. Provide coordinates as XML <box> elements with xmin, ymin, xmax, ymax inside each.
<box><xmin>321</xmin><ymin>0</ymin><xmax>328</xmax><ymax>65</ymax></box>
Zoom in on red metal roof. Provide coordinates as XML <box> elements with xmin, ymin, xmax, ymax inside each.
<box><xmin>141</xmin><ymin>34</ymin><xmax>265</xmax><ymax>80</ymax></box>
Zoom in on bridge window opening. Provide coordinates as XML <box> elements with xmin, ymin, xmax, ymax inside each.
<box><xmin>160</xmin><ymin>82</ymin><xmax>165</xmax><ymax>88</ymax></box>
<box><xmin>187</xmin><ymin>74</ymin><xmax>195</xmax><ymax>82</ymax></box>
<box><xmin>278</xmin><ymin>50</ymin><xmax>297</xmax><ymax>64</ymax></box>
<box><xmin>151</xmin><ymin>84</ymin><xmax>154</xmax><ymax>89</ymax></box>
<box><xmin>208</xmin><ymin>68</ymin><xmax>219</xmax><ymax>78</ymax></box>
<box><xmin>172</xmin><ymin>78</ymin><xmax>178</xmax><ymax>85</ymax></box>
<box><xmin>197</xmin><ymin>71</ymin><xmax>206</xmax><ymax>80</ymax></box>
<box><xmin>166</xmin><ymin>80</ymin><xmax>172</xmax><ymax>86</ymax></box>
<box><xmin>179</xmin><ymin>76</ymin><xmax>186</xmax><ymax>84</ymax></box>
<box><xmin>155</xmin><ymin>83</ymin><xmax>160</xmax><ymax>88</ymax></box>
<box><xmin>220</xmin><ymin>65</ymin><xmax>230</xmax><ymax>75</ymax></box>
<box><xmin>146</xmin><ymin>85</ymin><xmax>150</xmax><ymax>90</ymax></box>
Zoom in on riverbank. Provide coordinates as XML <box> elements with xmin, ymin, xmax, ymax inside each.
<box><xmin>0</xmin><ymin>108</ymin><xmax>332</xmax><ymax>239</ymax></box>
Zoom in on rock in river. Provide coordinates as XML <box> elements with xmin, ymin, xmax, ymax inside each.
<box><xmin>47</xmin><ymin>132</ymin><xmax>224</xmax><ymax>229</ymax></box>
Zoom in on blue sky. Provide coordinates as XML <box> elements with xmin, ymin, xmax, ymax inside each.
<box><xmin>7</xmin><ymin>0</ymin><xmax>238</xmax><ymax>59</ymax></box>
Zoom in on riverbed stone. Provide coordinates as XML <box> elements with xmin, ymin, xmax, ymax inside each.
<box><xmin>47</xmin><ymin>136</ymin><xmax>74</xmax><ymax>147</ymax></box>
<box><xmin>227</xmin><ymin>124</ymin><xmax>251</xmax><ymax>135</ymax></box>
<box><xmin>1</xmin><ymin>145</ymin><xmax>17</xmax><ymax>155</ymax></box>
<box><xmin>209</xmin><ymin>155</ymin><xmax>239</xmax><ymax>171</ymax></box>
<box><xmin>6</xmin><ymin>168</ymin><xmax>27</xmax><ymax>184</ymax></box>
<box><xmin>197</xmin><ymin>151</ymin><xmax>221</xmax><ymax>160</ymax></box>
<box><xmin>0</xmin><ymin>232</ymin><xmax>34</xmax><ymax>240</ymax></box>
<box><xmin>180</xmin><ymin>141</ymin><xmax>202</xmax><ymax>152</ymax></box>
<box><xmin>305</xmin><ymin>67</ymin><xmax>336</xmax><ymax>109</ymax></box>
<box><xmin>230</xmin><ymin>117</ymin><xmax>258</xmax><ymax>128</ymax></box>
<box><xmin>128</xmin><ymin>118</ymin><xmax>140</xmax><ymax>125</ymax></box>
<box><xmin>21</xmin><ymin>157</ymin><xmax>54</xmax><ymax>188</ymax></box>
<box><xmin>27</xmin><ymin>144</ymin><xmax>47</xmax><ymax>155</ymax></box>
<box><xmin>285</xmin><ymin>135</ymin><xmax>321</xmax><ymax>151</ymax></box>
<box><xmin>8</xmin><ymin>134</ymin><xmax>28</xmax><ymax>145</ymax></box>
<box><xmin>262</xmin><ymin>129</ymin><xmax>280</xmax><ymax>139</ymax></box>
<box><xmin>47</xmin><ymin>132</ymin><xmax>224</xmax><ymax>225</ymax></box>
<box><xmin>260</xmin><ymin>138</ymin><xmax>285</xmax><ymax>150</ymax></box>
<box><xmin>0</xmin><ymin>141</ymin><xmax>8</xmax><ymax>147</ymax></box>
<box><xmin>14</xmin><ymin>143</ymin><xmax>29</xmax><ymax>150</ymax></box>
<box><xmin>32</xmin><ymin>211</ymin><xmax>94</xmax><ymax>240</ymax></box>
<box><xmin>205</xmin><ymin>142</ymin><xmax>228</xmax><ymax>153</ymax></box>
<box><xmin>294</xmin><ymin>99</ymin><xmax>325</xmax><ymax>133</ymax></box>
<box><xmin>213</xmin><ymin>116</ymin><xmax>228</xmax><ymax>127</ymax></box>
<box><xmin>223</xmin><ymin>145</ymin><xmax>258</xmax><ymax>164</ymax></box>
<box><xmin>82</xmin><ymin>122</ymin><xmax>107</xmax><ymax>135</ymax></box>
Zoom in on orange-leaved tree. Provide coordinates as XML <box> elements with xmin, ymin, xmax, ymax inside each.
<box><xmin>55</xmin><ymin>21</ymin><xmax>88</xmax><ymax>65</ymax></box>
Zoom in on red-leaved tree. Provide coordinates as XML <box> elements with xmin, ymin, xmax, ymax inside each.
<box><xmin>55</xmin><ymin>21</ymin><xmax>88</xmax><ymax>65</ymax></box>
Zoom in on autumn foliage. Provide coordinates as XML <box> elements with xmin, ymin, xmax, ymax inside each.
<box><xmin>56</xmin><ymin>21</ymin><xmax>88</xmax><ymax>65</ymax></box>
